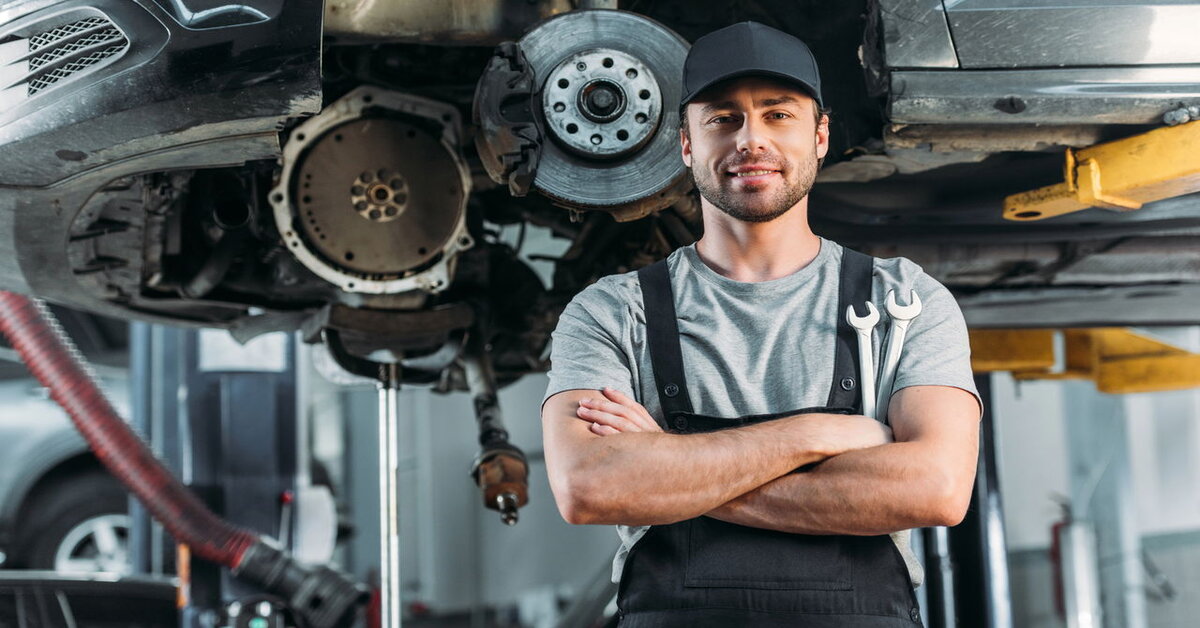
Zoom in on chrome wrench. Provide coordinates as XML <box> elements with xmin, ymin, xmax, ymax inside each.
<box><xmin>876</xmin><ymin>290</ymin><xmax>922</xmax><ymax>424</ymax></box>
<box><xmin>846</xmin><ymin>301</ymin><xmax>881</xmax><ymax>419</ymax></box>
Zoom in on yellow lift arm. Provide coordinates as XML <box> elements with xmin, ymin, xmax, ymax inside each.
<box><xmin>969</xmin><ymin>328</ymin><xmax>1200</xmax><ymax>394</ymax></box>
<box><xmin>1003</xmin><ymin>120</ymin><xmax>1200</xmax><ymax>221</ymax></box>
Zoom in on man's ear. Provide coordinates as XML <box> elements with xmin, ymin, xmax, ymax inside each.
<box><xmin>815</xmin><ymin>113</ymin><xmax>830</xmax><ymax>160</ymax></box>
<box><xmin>680</xmin><ymin>127</ymin><xmax>692</xmax><ymax>168</ymax></box>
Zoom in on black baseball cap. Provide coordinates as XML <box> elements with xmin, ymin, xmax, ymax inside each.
<box><xmin>680</xmin><ymin>21</ymin><xmax>823</xmax><ymax>110</ymax></box>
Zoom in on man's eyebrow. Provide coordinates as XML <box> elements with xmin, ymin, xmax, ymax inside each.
<box><xmin>698</xmin><ymin>101</ymin><xmax>737</xmax><ymax>116</ymax></box>
<box><xmin>760</xmin><ymin>95</ymin><xmax>800</xmax><ymax>107</ymax></box>
<box><xmin>698</xmin><ymin>95</ymin><xmax>802</xmax><ymax>116</ymax></box>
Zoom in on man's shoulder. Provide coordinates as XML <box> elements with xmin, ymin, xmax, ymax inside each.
<box><xmin>867</xmin><ymin>250</ymin><xmax>948</xmax><ymax>295</ymax></box>
<box><xmin>572</xmin><ymin>267</ymin><xmax>641</xmax><ymax>308</ymax></box>
<box><xmin>569</xmin><ymin>247</ymin><xmax>690</xmax><ymax>310</ymax></box>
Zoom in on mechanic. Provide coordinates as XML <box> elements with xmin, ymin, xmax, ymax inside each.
<box><xmin>541</xmin><ymin>22</ymin><xmax>982</xmax><ymax>627</ymax></box>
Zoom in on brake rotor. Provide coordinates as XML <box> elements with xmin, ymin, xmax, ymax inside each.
<box><xmin>520</xmin><ymin>10</ymin><xmax>689</xmax><ymax>215</ymax></box>
<box><xmin>295</xmin><ymin>117</ymin><xmax>463</xmax><ymax>275</ymax></box>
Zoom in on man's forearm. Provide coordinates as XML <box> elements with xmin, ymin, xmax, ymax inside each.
<box><xmin>550</xmin><ymin>420</ymin><xmax>836</xmax><ymax>526</ymax></box>
<box><xmin>707</xmin><ymin>440</ymin><xmax>974</xmax><ymax>535</ymax></box>
<box><xmin>544</xmin><ymin>389</ymin><xmax>893</xmax><ymax>528</ymax></box>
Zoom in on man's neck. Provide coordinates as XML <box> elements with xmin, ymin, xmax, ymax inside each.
<box><xmin>693</xmin><ymin>198</ymin><xmax>822</xmax><ymax>283</ymax></box>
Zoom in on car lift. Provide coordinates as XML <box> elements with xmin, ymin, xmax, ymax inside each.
<box><xmin>1004</xmin><ymin>118</ymin><xmax>1200</xmax><ymax>221</ymax></box>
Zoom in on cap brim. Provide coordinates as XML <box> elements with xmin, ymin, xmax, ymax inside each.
<box><xmin>681</xmin><ymin>69</ymin><xmax>823</xmax><ymax>109</ymax></box>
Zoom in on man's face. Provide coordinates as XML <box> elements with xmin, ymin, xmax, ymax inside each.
<box><xmin>680</xmin><ymin>77</ymin><xmax>829</xmax><ymax>223</ymax></box>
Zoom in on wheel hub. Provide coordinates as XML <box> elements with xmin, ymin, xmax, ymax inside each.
<box><xmin>541</xmin><ymin>48</ymin><xmax>661</xmax><ymax>159</ymax></box>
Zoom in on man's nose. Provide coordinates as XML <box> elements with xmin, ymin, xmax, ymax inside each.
<box><xmin>735</xmin><ymin>116</ymin><xmax>770</xmax><ymax>154</ymax></box>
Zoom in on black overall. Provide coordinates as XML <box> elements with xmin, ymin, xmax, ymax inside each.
<box><xmin>616</xmin><ymin>249</ymin><xmax>922</xmax><ymax>628</ymax></box>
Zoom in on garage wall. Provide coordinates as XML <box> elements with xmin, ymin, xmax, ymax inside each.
<box><xmin>992</xmin><ymin>327</ymin><xmax>1200</xmax><ymax>628</ymax></box>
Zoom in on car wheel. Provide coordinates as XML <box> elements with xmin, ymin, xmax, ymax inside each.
<box><xmin>17</xmin><ymin>471</ymin><xmax>131</xmax><ymax>574</ymax></box>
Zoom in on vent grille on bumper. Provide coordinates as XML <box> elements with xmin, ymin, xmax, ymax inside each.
<box><xmin>1</xmin><ymin>14</ymin><xmax>129</xmax><ymax>104</ymax></box>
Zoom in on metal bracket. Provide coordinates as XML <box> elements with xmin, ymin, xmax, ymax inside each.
<box><xmin>1004</xmin><ymin>119</ymin><xmax>1200</xmax><ymax>221</ymax></box>
<box><xmin>969</xmin><ymin>328</ymin><xmax>1200</xmax><ymax>394</ymax></box>
<box><xmin>473</xmin><ymin>41</ymin><xmax>543</xmax><ymax>197</ymax></box>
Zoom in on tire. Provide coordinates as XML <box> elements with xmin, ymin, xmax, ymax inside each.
<box><xmin>14</xmin><ymin>470</ymin><xmax>131</xmax><ymax>573</ymax></box>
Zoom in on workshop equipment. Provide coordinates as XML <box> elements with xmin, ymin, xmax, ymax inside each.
<box><xmin>1003</xmin><ymin>119</ymin><xmax>1200</xmax><ymax>221</ymax></box>
<box><xmin>968</xmin><ymin>328</ymin><xmax>1200</xmax><ymax>394</ymax></box>
<box><xmin>322</xmin><ymin>318</ymin><xmax>531</xmax><ymax>626</ymax></box>
<box><xmin>846</xmin><ymin>301</ymin><xmax>881</xmax><ymax>418</ymax></box>
<box><xmin>876</xmin><ymin>290</ymin><xmax>923</xmax><ymax>425</ymax></box>
<box><xmin>462</xmin><ymin>330</ymin><xmax>530</xmax><ymax>526</ymax></box>
<box><xmin>0</xmin><ymin>292</ymin><xmax>367</xmax><ymax>628</ymax></box>
<box><xmin>322</xmin><ymin>332</ymin><xmax>408</xmax><ymax>628</ymax></box>
<box><xmin>473</xmin><ymin>9</ymin><xmax>691</xmax><ymax>221</ymax></box>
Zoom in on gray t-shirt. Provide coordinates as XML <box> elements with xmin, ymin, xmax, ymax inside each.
<box><xmin>543</xmin><ymin>237</ymin><xmax>981</xmax><ymax>587</ymax></box>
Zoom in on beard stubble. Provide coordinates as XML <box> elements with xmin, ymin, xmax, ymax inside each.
<box><xmin>691</xmin><ymin>151</ymin><xmax>818</xmax><ymax>223</ymax></box>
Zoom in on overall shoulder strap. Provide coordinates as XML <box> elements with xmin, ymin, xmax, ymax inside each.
<box><xmin>637</xmin><ymin>258</ymin><xmax>696</xmax><ymax>418</ymax></box>
<box><xmin>826</xmin><ymin>247</ymin><xmax>875</xmax><ymax>411</ymax></box>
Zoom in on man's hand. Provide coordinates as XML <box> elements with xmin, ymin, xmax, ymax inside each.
<box><xmin>575</xmin><ymin>387</ymin><xmax>663</xmax><ymax>435</ymax></box>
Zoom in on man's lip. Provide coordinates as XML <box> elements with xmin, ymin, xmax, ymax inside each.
<box><xmin>725</xmin><ymin>169</ymin><xmax>781</xmax><ymax>181</ymax></box>
<box><xmin>726</xmin><ymin>165</ymin><xmax>781</xmax><ymax>174</ymax></box>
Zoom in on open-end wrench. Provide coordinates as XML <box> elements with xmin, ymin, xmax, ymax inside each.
<box><xmin>876</xmin><ymin>290</ymin><xmax>923</xmax><ymax>424</ymax></box>
<box><xmin>846</xmin><ymin>302</ymin><xmax>881</xmax><ymax>419</ymax></box>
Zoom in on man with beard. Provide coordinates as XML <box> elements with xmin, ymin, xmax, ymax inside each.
<box><xmin>541</xmin><ymin>22</ymin><xmax>982</xmax><ymax>627</ymax></box>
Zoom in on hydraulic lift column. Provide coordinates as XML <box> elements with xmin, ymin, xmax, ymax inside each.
<box><xmin>378</xmin><ymin>363</ymin><xmax>403</xmax><ymax>628</ymax></box>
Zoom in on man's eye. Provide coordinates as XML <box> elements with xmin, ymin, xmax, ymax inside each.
<box><xmin>768</xmin><ymin>112</ymin><xmax>791</xmax><ymax>120</ymax></box>
<box><xmin>709</xmin><ymin>115</ymin><xmax>736</xmax><ymax>124</ymax></box>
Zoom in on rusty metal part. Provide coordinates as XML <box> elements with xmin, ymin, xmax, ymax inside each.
<box><xmin>541</xmin><ymin>48</ymin><xmax>661</xmax><ymax>160</ymax></box>
<box><xmin>462</xmin><ymin>326</ymin><xmax>529</xmax><ymax>525</ymax></box>
<box><xmin>302</xmin><ymin>303</ymin><xmax>474</xmax><ymax>368</ymax></box>
<box><xmin>324</xmin><ymin>0</ymin><xmax>582</xmax><ymax>45</ymax></box>
<box><xmin>474</xmin><ymin>41</ymin><xmax>542</xmax><ymax>197</ymax></box>
<box><xmin>885</xmin><ymin>124</ymin><xmax>1107</xmax><ymax>153</ymax></box>
<box><xmin>271</xmin><ymin>86</ymin><xmax>473</xmax><ymax>294</ymax></box>
<box><xmin>296</xmin><ymin>117</ymin><xmax>458</xmax><ymax>275</ymax></box>
<box><xmin>969</xmin><ymin>328</ymin><xmax>1200</xmax><ymax>394</ymax></box>
<box><xmin>1005</xmin><ymin>121</ymin><xmax>1200</xmax><ymax>221</ymax></box>
<box><xmin>518</xmin><ymin>10</ymin><xmax>690</xmax><ymax>216</ymax></box>
<box><xmin>474</xmin><ymin>452</ymin><xmax>530</xmax><ymax>526</ymax></box>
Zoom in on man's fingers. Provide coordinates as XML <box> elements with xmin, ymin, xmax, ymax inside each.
<box><xmin>590</xmin><ymin>422</ymin><xmax>619</xmax><ymax>436</ymax></box>
<box><xmin>601</xmin><ymin>387</ymin><xmax>653</xmax><ymax>418</ymax></box>
<box><xmin>584</xmin><ymin>397</ymin><xmax>658</xmax><ymax>433</ymax></box>
<box><xmin>577</xmin><ymin>405</ymin><xmax>641</xmax><ymax>433</ymax></box>
<box><xmin>599</xmin><ymin>387</ymin><xmax>661</xmax><ymax>431</ymax></box>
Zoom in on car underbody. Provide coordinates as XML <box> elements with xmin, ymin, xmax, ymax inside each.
<box><xmin>1</xmin><ymin>0</ymin><xmax>1198</xmax><ymax>388</ymax></box>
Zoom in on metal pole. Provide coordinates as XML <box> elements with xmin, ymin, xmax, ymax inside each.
<box><xmin>378</xmin><ymin>364</ymin><xmax>402</xmax><ymax>628</ymax></box>
<box><xmin>922</xmin><ymin>526</ymin><xmax>956</xmax><ymax>628</ymax></box>
<box><xmin>949</xmin><ymin>374</ymin><xmax>1013</xmax><ymax>628</ymax></box>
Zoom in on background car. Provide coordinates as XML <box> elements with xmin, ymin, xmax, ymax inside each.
<box><xmin>0</xmin><ymin>307</ymin><xmax>130</xmax><ymax>573</ymax></box>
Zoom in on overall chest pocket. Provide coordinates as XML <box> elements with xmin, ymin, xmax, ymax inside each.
<box><xmin>684</xmin><ymin>516</ymin><xmax>853</xmax><ymax>591</ymax></box>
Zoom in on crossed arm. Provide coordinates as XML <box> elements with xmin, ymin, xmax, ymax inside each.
<box><xmin>542</xmin><ymin>385</ymin><xmax>980</xmax><ymax>535</ymax></box>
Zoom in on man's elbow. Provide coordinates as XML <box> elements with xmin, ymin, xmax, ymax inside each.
<box><xmin>927</xmin><ymin>472</ymin><xmax>973</xmax><ymax>527</ymax></box>
<box><xmin>550</xmin><ymin>472</ymin><xmax>607</xmax><ymax>525</ymax></box>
